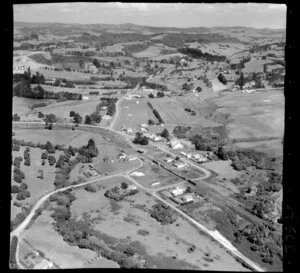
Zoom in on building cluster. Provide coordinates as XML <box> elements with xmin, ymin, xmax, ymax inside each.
<box><xmin>168</xmin><ymin>138</ymin><xmax>183</xmax><ymax>150</ymax></box>
<box><xmin>83</xmin><ymin>165</ymin><xmax>98</xmax><ymax>177</ymax></box>
<box><xmin>168</xmin><ymin>185</ymin><xmax>194</xmax><ymax>205</ymax></box>
<box><xmin>180</xmin><ymin>151</ymin><xmax>208</xmax><ymax>163</ymax></box>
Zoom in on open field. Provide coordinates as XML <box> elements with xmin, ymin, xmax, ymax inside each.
<box><xmin>187</xmin><ymin>42</ymin><xmax>248</xmax><ymax>58</ymax></box>
<box><xmin>242</xmin><ymin>58</ymin><xmax>271</xmax><ymax>73</ymax></box>
<box><xmin>132</xmin><ymin>44</ymin><xmax>177</xmax><ymax>58</ymax></box>
<box><xmin>22</xmin><ymin>211</ymin><xmax>115</xmax><ymax>268</ymax></box>
<box><xmin>37</xmin><ymin>100</ymin><xmax>100</xmax><ymax>121</ymax></box>
<box><xmin>129</xmin><ymin>163</ymin><xmax>184</xmax><ymax>189</ymax></box>
<box><xmin>235</xmin><ymin>138</ymin><xmax>283</xmax><ymax>157</ymax></box>
<box><xmin>13</xmin><ymin>97</ymin><xmax>56</xmax><ymax>115</ymax></box>
<box><xmin>69</xmin><ymin>178</ymin><xmax>249</xmax><ymax>271</ymax></box>
<box><xmin>30</xmin><ymin>69</ymin><xmax>93</xmax><ymax>80</ymax></box>
<box><xmin>11</xmin><ymin>146</ymin><xmax>63</xmax><ymax>220</ymax></box>
<box><xmin>214</xmin><ymin>90</ymin><xmax>284</xmax><ymax>139</ymax></box>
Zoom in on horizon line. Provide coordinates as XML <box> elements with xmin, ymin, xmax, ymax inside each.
<box><xmin>14</xmin><ymin>21</ymin><xmax>286</xmax><ymax>31</ymax></box>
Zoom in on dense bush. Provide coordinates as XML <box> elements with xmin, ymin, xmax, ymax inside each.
<box><xmin>173</xmin><ymin>126</ymin><xmax>192</xmax><ymax>139</ymax></box>
<box><xmin>13</xmin><ymin>72</ymin><xmax>82</xmax><ymax>100</ymax></box>
<box><xmin>178</xmin><ymin>47</ymin><xmax>227</xmax><ymax>62</ymax></box>
<box><xmin>11</xmin><ymin>185</ymin><xmax>20</xmax><ymax>194</ymax></box>
<box><xmin>133</xmin><ymin>132</ymin><xmax>149</xmax><ymax>145</ymax></box>
<box><xmin>12</xmin><ymin>143</ymin><xmax>20</xmax><ymax>151</ymax></box>
<box><xmin>218</xmin><ymin>73</ymin><xmax>227</xmax><ymax>85</ymax></box>
<box><xmin>13</xmin><ymin>156</ymin><xmax>23</xmax><ymax>168</ymax></box>
<box><xmin>13</xmin><ymin>167</ymin><xmax>25</xmax><ymax>183</ymax></box>
<box><xmin>16</xmin><ymin>189</ymin><xmax>30</xmax><ymax>200</ymax></box>
<box><xmin>9</xmin><ymin>236</ymin><xmax>18</xmax><ymax>269</ymax></box>
<box><xmin>12</xmin><ymin>114</ymin><xmax>20</xmax><ymax>121</ymax></box>
<box><xmin>148</xmin><ymin>119</ymin><xmax>155</xmax><ymax>125</ymax></box>
<box><xmin>48</xmin><ymin>155</ymin><xmax>56</xmax><ymax>166</ymax></box>
<box><xmin>156</xmin><ymin>91</ymin><xmax>165</xmax><ymax>98</ymax></box>
<box><xmin>160</xmin><ymin>128</ymin><xmax>170</xmax><ymax>139</ymax></box>
<box><xmin>150</xmin><ymin>204</ymin><xmax>177</xmax><ymax>225</ymax></box>
<box><xmin>152</xmin><ymin>109</ymin><xmax>164</xmax><ymax>124</ymax></box>
<box><xmin>85</xmin><ymin>184</ymin><xmax>98</xmax><ymax>192</ymax></box>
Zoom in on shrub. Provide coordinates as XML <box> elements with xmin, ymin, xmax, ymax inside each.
<box><xmin>12</xmin><ymin>114</ymin><xmax>20</xmax><ymax>121</ymax></box>
<box><xmin>20</xmin><ymin>183</ymin><xmax>28</xmax><ymax>190</ymax></box>
<box><xmin>41</xmin><ymin>152</ymin><xmax>48</xmax><ymax>159</ymax></box>
<box><xmin>148</xmin><ymin>119</ymin><xmax>155</xmax><ymax>125</ymax></box>
<box><xmin>217</xmin><ymin>73</ymin><xmax>227</xmax><ymax>84</ymax></box>
<box><xmin>12</xmin><ymin>144</ymin><xmax>20</xmax><ymax>151</ymax></box>
<box><xmin>85</xmin><ymin>184</ymin><xmax>97</xmax><ymax>192</ymax></box>
<box><xmin>11</xmin><ymin>185</ymin><xmax>20</xmax><ymax>194</ymax></box>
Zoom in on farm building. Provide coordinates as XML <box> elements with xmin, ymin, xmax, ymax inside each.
<box><xmin>164</xmin><ymin>157</ymin><xmax>174</xmax><ymax>163</ymax></box>
<box><xmin>169</xmin><ymin>138</ymin><xmax>183</xmax><ymax>149</ymax></box>
<box><xmin>89</xmin><ymin>91</ymin><xmax>100</xmax><ymax>95</ymax></box>
<box><xmin>127</xmin><ymin>185</ymin><xmax>138</xmax><ymax>191</ymax></box>
<box><xmin>103</xmin><ymin>115</ymin><xmax>112</xmax><ymax>120</ymax></box>
<box><xmin>171</xmin><ymin>186</ymin><xmax>185</xmax><ymax>196</ymax></box>
<box><xmin>141</xmin><ymin>123</ymin><xmax>149</xmax><ymax>128</ymax></box>
<box><xmin>151</xmin><ymin>181</ymin><xmax>161</xmax><ymax>186</ymax></box>
<box><xmin>181</xmin><ymin>194</ymin><xmax>194</xmax><ymax>203</ymax></box>
<box><xmin>172</xmin><ymin>161</ymin><xmax>187</xmax><ymax>169</ymax></box>
<box><xmin>140</xmin><ymin>127</ymin><xmax>148</xmax><ymax>133</ymax></box>
<box><xmin>82</xmin><ymin>95</ymin><xmax>90</xmax><ymax>100</ymax></box>
<box><xmin>194</xmin><ymin>154</ymin><xmax>208</xmax><ymax>162</ymax></box>
<box><xmin>131</xmin><ymin>171</ymin><xmax>145</xmax><ymax>177</ymax></box>
<box><xmin>144</xmin><ymin>133</ymin><xmax>162</xmax><ymax>142</ymax></box>
<box><xmin>100</xmin><ymin>106</ymin><xmax>108</xmax><ymax>110</ymax></box>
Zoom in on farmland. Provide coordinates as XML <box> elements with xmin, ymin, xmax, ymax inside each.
<box><xmin>12</xmin><ymin>10</ymin><xmax>285</xmax><ymax>271</ymax></box>
<box><xmin>67</xmin><ymin>177</ymin><xmax>249</xmax><ymax>270</ymax></box>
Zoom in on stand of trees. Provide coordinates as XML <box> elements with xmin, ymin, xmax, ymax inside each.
<box><xmin>150</xmin><ymin>203</ymin><xmax>177</xmax><ymax>225</ymax></box>
<box><xmin>49</xmin><ymin>190</ymin><xmax>141</xmax><ymax>268</ymax></box>
<box><xmin>152</xmin><ymin>109</ymin><xmax>164</xmax><ymax>124</ymax></box>
<box><xmin>178</xmin><ymin>48</ymin><xmax>227</xmax><ymax>62</ymax></box>
<box><xmin>133</xmin><ymin>132</ymin><xmax>149</xmax><ymax>145</ymax></box>
<box><xmin>104</xmin><ymin>185</ymin><xmax>139</xmax><ymax>201</ymax></box>
<box><xmin>218</xmin><ymin>73</ymin><xmax>227</xmax><ymax>85</ymax></box>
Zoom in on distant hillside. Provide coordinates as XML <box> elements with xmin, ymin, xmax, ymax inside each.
<box><xmin>14</xmin><ymin>22</ymin><xmax>285</xmax><ymax>47</ymax></box>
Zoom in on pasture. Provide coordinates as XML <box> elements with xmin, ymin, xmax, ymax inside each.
<box><xmin>22</xmin><ymin>211</ymin><xmax>109</xmax><ymax>268</ymax></box>
<box><xmin>187</xmin><ymin>42</ymin><xmax>247</xmax><ymax>58</ymax></box>
<box><xmin>129</xmin><ymin>163</ymin><xmax>183</xmax><ymax>189</ymax></box>
<box><xmin>11</xmin><ymin>146</ymin><xmax>63</xmax><ymax>219</ymax></box>
<box><xmin>214</xmin><ymin>90</ymin><xmax>284</xmax><ymax>139</ymax></box>
<box><xmin>37</xmin><ymin>100</ymin><xmax>100</xmax><ymax>121</ymax></box>
<box><xmin>69</xmin><ymin>179</ymin><xmax>248</xmax><ymax>271</ymax></box>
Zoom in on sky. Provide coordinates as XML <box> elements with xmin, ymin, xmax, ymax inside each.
<box><xmin>13</xmin><ymin>2</ymin><xmax>287</xmax><ymax>29</ymax></box>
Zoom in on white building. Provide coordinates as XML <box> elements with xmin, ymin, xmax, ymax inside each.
<box><xmin>151</xmin><ymin>181</ymin><xmax>161</xmax><ymax>186</ymax></box>
<box><xmin>173</xmin><ymin>161</ymin><xmax>187</xmax><ymax>169</ymax></box>
<box><xmin>141</xmin><ymin>123</ymin><xmax>149</xmax><ymax>128</ymax></box>
<box><xmin>181</xmin><ymin>194</ymin><xmax>194</xmax><ymax>203</ymax></box>
<box><xmin>126</xmin><ymin>128</ymin><xmax>133</xmax><ymax>133</ymax></box>
<box><xmin>131</xmin><ymin>171</ymin><xmax>145</xmax><ymax>177</ymax></box>
<box><xmin>103</xmin><ymin>115</ymin><xmax>112</xmax><ymax>120</ymax></box>
<box><xmin>169</xmin><ymin>138</ymin><xmax>183</xmax><ymax>150</ymax></box>
<box><xmin>171</xmin><ymin>186</ymin><xmax>185</xmax><ymax>196</ymax></box>
<box><xmin>194</xmin><ymin>154</ymin><xmax>207</xmax><ymax>162</ymax></box>
<box><xmin>141</xmin><ymin>127</ymin><xmax>147</xmax><ymax>133</ymax></box>
<box><xmin>82</xmin><ymin>96</ymin><xmax>89</xmax><ymax>100</ymax></box>
<box><xmin>127</xmin><ymin>185</ymin><xmax>137</xmax><ymax>191</ymax></box>
<box><xmin>164</xmin><ymin>157</ymin><xmax>174</xmax><ymax>163</ymax></box>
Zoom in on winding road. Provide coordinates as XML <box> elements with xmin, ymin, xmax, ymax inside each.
<box><xmin>11</xmin><ymin>82</ymin><xmax>265</xmax><ymax>271</ymax></box>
